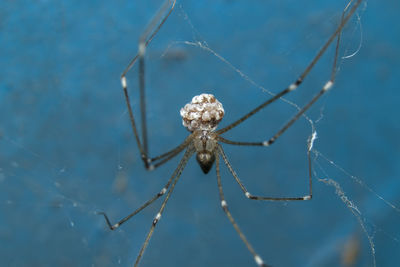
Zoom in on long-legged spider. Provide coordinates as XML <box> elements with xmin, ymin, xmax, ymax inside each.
<box><xmin>98</xmin><ymin>1</ymin><xmax>363</xmax><ymax>266</ymax></box>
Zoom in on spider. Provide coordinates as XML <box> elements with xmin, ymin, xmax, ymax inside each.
<box><xmin>98</xmin><ymin>0</ymin><xmax>363</xmax><ymax>266</ymax></box>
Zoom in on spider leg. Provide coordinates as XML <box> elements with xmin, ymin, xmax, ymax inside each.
<box><xmin>217</xmin><ymin>136</ymin><xmax>265</xmax><ymax>147</ymax></box>
<box><xmin>259</xmin><ymin>0</ymin><xmax>360</xmax><ymax>148</ymax></box>
<box><xmin>218</xmin><ymin>0</ymin><xmax>358</xmax><ymax>148</ymax></box>
<box><xmin>215</xmin><ymin>153</ymin><xmax>271</xmax><ymax>267</ymax></box>
<box><xmin>218</xmin><ymin>75</ymin><xmax>336</xmax><ymax>201</ymax></box>
<box><xmin>216</xmin><ymin>1</ymin><xmax>358</xmax><ymax>202</ymax></box>
<box><xmin>134</xmin><ymin>146</ymin><xmax>195</xmax><ymax>267</ymax></box>
<box><xmin>217</xmin><ymin>0</ymin><xmax>362</xmax><ymax>135</ymax></box>
<box><xmin>147</xmin><ymin>134</ymin><xmax>193</xmax><ymax>170</ymax></box>
<box><xmin>97</xmin><ymin>144</ymin><xmax>193</xmax><ymax>231</ymax></box>
<box><xmin>218</xmin><ymin>145</ymin><xmax>312</xmax><ymax>201</ymax></box>
<box><xmin>121</xmin><ymin>0</ymin><xmax>177</xmax><ymax>170</ymax></box>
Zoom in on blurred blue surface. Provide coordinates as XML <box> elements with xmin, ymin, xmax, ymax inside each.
<box><xmin>0</xmin><ymin>0</ymin><xmax>399</xmax><ymax>266</ymax></box>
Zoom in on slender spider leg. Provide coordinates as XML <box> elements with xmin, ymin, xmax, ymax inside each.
<box><xmin>98</xmin><ymin>143</ymin><xmax>193</xmax><ymax>231</ymax></box>
<box><xmin>217</xmin><ymin>80</ymin><xmax>338</xmax><ymax>149</ymax></box>
<box><xmin>218</xmin><ymin>145</ymin><xmax>311</xmax><ymax>201</ymax></box>
<box><xmin>147</xmin><ymin>135</ymin><xmax>193</xmax><ymax>170</ymax></box>
<box><xmin>331</xmin><ymin>0</ymin><xmax>356</xmax><ymax>81</ymax></box>
<box><xmin>121</xmin><ymin>0</ymin><xmax>177</xmax><ymax>170</ymax></box>
<box><xmin>215</xmin><ymin>153</ymin><xmax>270</xmax><ymax>267</ymax></box>
<box><xmin>218</xmin><ymin>0</ymin><xmax>357</xmax><ymax>148</ymax></box>
<box><xmin>217</xmin><ymin>0</ymin><xmax>362</xmax><ymax>135</ymax></box>
<box><xmin>217</xmin><ymin>136</ymin><xmax>265</xmax><ymax>147</ymax></box>
<box><xmin>259</xmin><ymin>79</ymin><xmax>335</xmax><ymax>148</ymax></box>
<box><xmin>134</xmin><ymin>146</ymin><xmax>195</xmax><ymax>267</ymax></box>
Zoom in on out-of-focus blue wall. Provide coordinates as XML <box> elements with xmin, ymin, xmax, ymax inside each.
<box><xmin>0</xmin><ymin>1</ymin><xmax>399</xmax><ymax>266</ymax></box>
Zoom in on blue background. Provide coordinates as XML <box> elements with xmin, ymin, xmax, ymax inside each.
<box><xmin>0</xmin><ymin>0</ymin><xmax>399</xmax><ymax>266</ymax></box>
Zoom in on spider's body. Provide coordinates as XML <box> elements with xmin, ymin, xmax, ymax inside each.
<box><xmin>181</xmin><ymin>93</ymin><xmax>223</xmax><ymax>173</ymax></box>
<box><xmin>99</xmin><ymin>1</ymin><xmax>363</xmax><ymax>266</ymax></box>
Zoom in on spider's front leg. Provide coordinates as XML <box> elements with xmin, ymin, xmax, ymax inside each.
<box><xmin>120</xmin><ymin>0</ymin><xmax>178</xmax><ymax>171</ymax></box>
<box><xmin>216</xmin><ymin>0</ymin><xmax>362</xmax><ymax>136</ymax></box>
<box><xmin>215</xmin><ymin>0</ymin><xmax>362</xmax><ymax>202</ymax></box>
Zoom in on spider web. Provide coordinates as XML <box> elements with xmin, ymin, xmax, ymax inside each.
<box><xmin>0</xmin><ymin>1</ymin><xmax>399</xmax><ymax>267</ymax></box>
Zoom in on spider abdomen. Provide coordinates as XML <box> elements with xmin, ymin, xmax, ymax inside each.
<box><xmin>180</xmin><ymin>93</ymin><xmax>224</xmax><ymax>132</ymax></box>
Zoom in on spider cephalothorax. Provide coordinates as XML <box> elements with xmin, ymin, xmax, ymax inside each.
<box><xmin>192</xmin><ymin>129</ymin><xmax>218</xmax><ymax>173</ymax></box>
